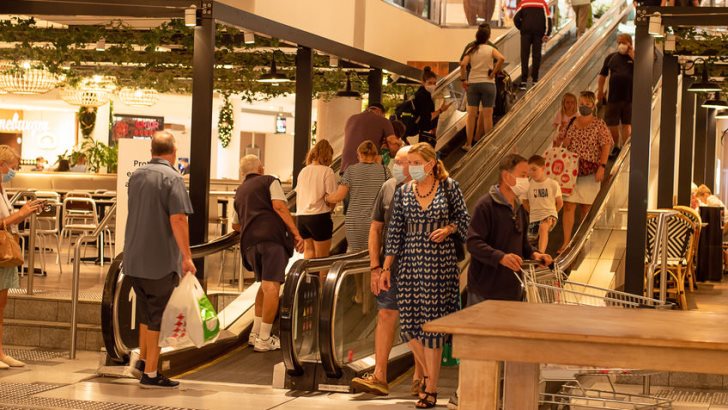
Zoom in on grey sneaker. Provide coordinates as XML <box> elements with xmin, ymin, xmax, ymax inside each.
<box><xmin>447</xmin><ymin>392</ymin><xmax>458</xmax><ymax>409</ymax></box>
<box><xmin>248</xmin><ymin>332</ymin><xmax>258</xmax><ymax>346</ymax></box>
<box><xmin>254</xmin><ymin>335</ymin><xmax>281</xmax><ymax>352</ymax></box>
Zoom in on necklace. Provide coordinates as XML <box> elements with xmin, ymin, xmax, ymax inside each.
<box><xmin>415</xmin><ymin>179</ymin><xmax>437</xmax><ymax>198</ymax></box>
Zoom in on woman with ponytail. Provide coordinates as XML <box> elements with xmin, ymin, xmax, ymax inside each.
<box><xmin>379</xmin><ymin>142</ymin><xmax>470</xmax><ymax>408</ymax></box>
<box><xmin>413</xmin><ymin>66</ymin><xmax>452</xmax><ymax>147</ymax></box>
<box><xmin>459</xmin><ymin>24</ymin><xmax>505</xmax><ymax>151</ymax></box>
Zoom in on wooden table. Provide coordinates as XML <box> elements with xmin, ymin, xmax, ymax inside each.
<box><xmin>424</xmin><ymin>300</ymin><xmax>728</xmax><ymax>409</ymax></box>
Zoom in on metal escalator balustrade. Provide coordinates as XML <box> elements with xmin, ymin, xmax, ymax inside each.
<box><xmin>280</xmin><ymin>250</ymin><xmax>367</xmax><ymax>377</ymax></box>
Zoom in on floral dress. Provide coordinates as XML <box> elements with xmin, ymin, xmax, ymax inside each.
<box><xmin>384</xmin><ymin>178</ymin><xmax>470</xmax><ymax>348</ymax></box>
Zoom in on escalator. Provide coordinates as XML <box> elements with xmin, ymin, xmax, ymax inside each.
<box><xmin>99</xmin><ymin>0</ymin><xmax>597</xmax><ymax>388</ymax></box>
<box><xmin>280</xmin><ymin>0</ymin><xmax>638</xmax><ymax>393</ymax></box>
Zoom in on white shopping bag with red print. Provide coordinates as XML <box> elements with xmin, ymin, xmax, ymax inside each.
<box><xmin>159</xmin><ymin>274</ymin><xmax>220</xmax><ymax>348</ymax></box>
<box><xmin>543</xmin><ymin>147</ymin><xmax>579</xmax><ymax>197</ymax></box>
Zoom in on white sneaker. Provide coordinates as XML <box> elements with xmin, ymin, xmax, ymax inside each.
<box><xmin>248</xmin><ymin>332</ymin><xmax>258</xmax><ymax>346</ymax></box>
<box><xmin>0</xmin><ymin>356</ymin><xmax>24</xmax><ymax>367</ymax></box>
<box><xmin>0</xmin><ymin>361</ymin><xmax>9</xmax><ymax>370</ymax></box>
<box><xmin>254</xmin><ymin>335</ymin><xmax>280</xmax><ymax>352</ymax></box>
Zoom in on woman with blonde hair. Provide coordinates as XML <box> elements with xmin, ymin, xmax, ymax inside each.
<box><xmin>295</xmin><ymin>140</ymin><xmax>337</xmax><ymax>260</ymax></box>
<box><xmin>552</xmin><ymin>92</ymin><xmax>578</xmax><ymax>132</ymax></box>
<box><xmin>0</xmin><ymin>145</ymin><xmax>45</xmax><ymax>369</ymax></box>
<box><xmin>379</xmin><ymin>142</ymin><xmax>470</xmax><ymax>408</ymax></box>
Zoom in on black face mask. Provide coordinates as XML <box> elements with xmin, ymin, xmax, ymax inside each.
<box><xmin>578</xmin><ymin>105</ymin><xmax>593</xmax><ymax>116</ymax></box>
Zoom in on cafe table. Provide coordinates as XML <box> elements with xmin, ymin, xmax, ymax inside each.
<box><xmin>424</xmin><ymin>300</ymin><xmax>728</xmax><ymax>409</ymax></box>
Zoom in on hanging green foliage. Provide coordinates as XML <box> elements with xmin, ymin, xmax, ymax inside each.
<box><xmin>218</xmin><ymin>93</ymin><xmax>234</xmax><ymax>148</ymax></box>
<box><xmin>0</xmin><ymin>17</ymin><xmax>413</xmax><ymax>102</ymax></box>
<box><xmin>78</xmin><ymin>106</ymin><xmax>97</xmax><ymax>139</ymax></box>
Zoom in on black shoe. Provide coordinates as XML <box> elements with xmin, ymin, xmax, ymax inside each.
<box><xmin>518</xmin><ymin>82</ymin><xmax>528</xmax><ymax>91</ymax></box>
<box><xmin>140</xmin><ymin>373</ymin><xmax>179</xmax><ymax>389</ymax></box>
<box><xmin>132</xmin><ymin>359</ymin><xmax>145</xmax><ymax>379</ymax></box>
<box><xmin>609</xmin><ymin>146</ymin><xmax>621</xmax><ymax>158</ymax></box>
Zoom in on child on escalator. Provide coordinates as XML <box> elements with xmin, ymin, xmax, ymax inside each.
<box><xmin>521</xmin><ymin>155</ymin><xmax>563</xmax><ymax>253</ymax></box>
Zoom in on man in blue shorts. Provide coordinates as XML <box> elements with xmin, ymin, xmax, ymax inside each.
<box><xmin>351</xmin><ymin>146</ymin><xmax>425</xmax><ymax>396</ymax></box>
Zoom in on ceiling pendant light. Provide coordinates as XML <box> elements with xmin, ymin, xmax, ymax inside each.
<box><xmin>257</xmin><ymin>55</ymin><xmax>291</xmax><ymax>84</ymax></box>
<box><xmin>702</xmin><ymin>92</ymin><xmax>728</xmax><ymax>110</ymax></box>
<box><xmin>689</xmin><ymin>60</ymin><xmax>721</xmax><ymax>93</ymax></box>
<box><xmin>0</xmin><ymin>62</ymin><xmax>63</xmax><ymax>95</ymax></box>
<box><xmin>244</xmin><ymin>31</ymin><xmax>255</xmax><ymax>45</ymax></box>
<box><xmin>185</xmin><ymin>5</ymin><xmax>199</xmax><ymax>27</ymax></box>
<box><xmin>119</xmin><ymin>87</ymin><xmax>160</xmax><ymax>106</ymax></box>
<box><xmin>336</xmin><ymin>72</ymin><xmax>361</xmax><ymax>98</ymax></box>
<box><xmin>61</xmin><ymin>88</ymin><xmax>110</xmax><ymax>107</ymax></box>
<box><xmin>96</xmin><ymin>37</ymin><xmax>106</xmax><ymax>51</ymax></box>
<box><xmin>716</xmin><ymin>110</ymin><xmax>728</xmax><ymax>119</ymax></box>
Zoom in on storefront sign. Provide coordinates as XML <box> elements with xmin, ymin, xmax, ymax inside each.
<box><xmin>0</xmin><ymin>112</ymin><xmax>48</xmax><ymax>132</ymax></box>
<box><xmin>115</xmin><ymin>138</ymin><xmax>151</xmax><ymax>250</ymax></box>
<box><xmin>111</xmin><ymin>114</ymin><xmax>164</xmax><ymax>141</ymax></box>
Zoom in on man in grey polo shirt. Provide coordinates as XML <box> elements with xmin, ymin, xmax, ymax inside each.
<box><xmin>123</xmin><ymin>131</ymin><xmax>195</xmax><ymax>389</ymax></box>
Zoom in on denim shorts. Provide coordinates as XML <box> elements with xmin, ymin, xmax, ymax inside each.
<box><xmin>466</xmin><ymin>82</ymin><xmax>497</xmax><ymax>108</ymax></box>
<box><xmin>376</xmin><ymin>266</ymin><xmax>398</xmax><ymax>310</ymax></box>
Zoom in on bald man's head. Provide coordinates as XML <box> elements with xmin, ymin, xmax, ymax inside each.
<box><xmin>395</xmin><ymin>145</ymin><xmax>411</xmax><ymax>159</ymax></box>
<box><xmin>151</xmin><ymin>131</ymin><xmax>176</xmax><ymax>157</ymax></box>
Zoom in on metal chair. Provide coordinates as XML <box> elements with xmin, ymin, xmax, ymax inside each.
<box><xmin>20</xmin><ymin>201</ymin><xmax>63</xmax><ymax>275</ymax></box>
<box><xmin>60</xmin><ymin>197</ymin><xmax>99</xmax><ymax>263</ymax></box>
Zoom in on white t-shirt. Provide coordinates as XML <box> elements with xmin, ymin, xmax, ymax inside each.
<box><xmin>523</xmin><ymin>178</ymin><xmax>562</xmax><ymax>223</ymax></box>
<box><xmin>468</xmin><ymin>45</ymin><xmax>496</xmax><ymax>84</ymax></box>
<box><xmin>295</xmin><ymin>164</ymin><xmax>337</xmax><ymax>216</ymax></box>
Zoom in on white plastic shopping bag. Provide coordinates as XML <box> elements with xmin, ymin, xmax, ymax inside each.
<box><xmin>543</xmin><ymin>147</ymin><xmax>579</xmax><ymax>197</ymax></box>
<box><xmin>159</xmin><ymin>274</ymin><xmax>220</xmax><ymax>348</ymax></box>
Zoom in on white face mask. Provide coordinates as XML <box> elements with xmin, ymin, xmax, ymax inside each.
<box><xmin>617</xmin><ymin>43</ymin><xmax>629</xmax><ymax>55</ymax></box>
<box><xmin>510</xmin><ymin>176</ymin><xmax>530</xmax><ymax>197</ymax></box>
<box><xmin>425</xmin><ymin>84</ymin><xmax>437</xmax><ymax>94</ymax></box>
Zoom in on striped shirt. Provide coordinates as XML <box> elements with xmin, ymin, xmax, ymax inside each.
<box><xmin>341</xmin><ymin>162</ymin><xmax>391</xmax><ymax>252</ymax></box>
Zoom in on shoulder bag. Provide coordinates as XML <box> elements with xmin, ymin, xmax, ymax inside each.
<box><xmin>0</xmin><ymin>220</ymin><xmax>23</xmax><ymax>267</ymax></box>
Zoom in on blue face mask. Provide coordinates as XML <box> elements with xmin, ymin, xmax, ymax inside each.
<box><xmin>2</xmin><ymin>168</ymin><xmax>15</xmax><ymax>183</ymax></box>
<box><xmin>409</xmin><ymin>165</ymin><xmax>428</xmax><ymax>182</ymax></box>
<box><xmin>392</xmin><ymin>164</ymin><xmax>407</xmax><ymax>183</ymax></box>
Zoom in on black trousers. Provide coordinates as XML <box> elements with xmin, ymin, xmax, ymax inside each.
<box><xmin>520</xmin><ymin>32</ymin><xmax>544</xmax><ymax>83</ymax></box>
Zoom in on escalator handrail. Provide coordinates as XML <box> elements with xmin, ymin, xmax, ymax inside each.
<box><xmin>281</xmin><ymin>250</ymin><xmax>369</xmax><ymax>375</ymax></box>
<box><xmin>318</xmin><ymin>258</ymin><xmax>371</xmax><ymax>379</ymax></box>
<box><xmin>453</xmin><ymin>0</ymin><xmax>629</xmax><ymax>200</ymax></box>
<box><xmin>555</xmin><ymin>78</ymin><xmax>663</xmax><ymax>270</ymax></box>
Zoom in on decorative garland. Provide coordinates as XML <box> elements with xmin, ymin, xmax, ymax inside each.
<box><xmin>218</xmin><ymin>93</ymin><xmax>233</xmax><ymax>148</ymax></box>
<box><xmin>0</xmin><ymin>17</ymin><xmax>411</xmax><ymax>101</ymax></box>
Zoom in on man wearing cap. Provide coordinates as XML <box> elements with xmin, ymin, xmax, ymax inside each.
<box><xmin>341</xmin><ymin>103</ymin><xmax>399</xmax><ymax>173</ymax></box>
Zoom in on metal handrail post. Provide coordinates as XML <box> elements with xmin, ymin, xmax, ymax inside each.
<box><xmin>70</xmin><ymin>203</ymin><xmax>116</xmax><ymax>359</ymax></box>
<box><xmin>26</xmin><ymin>213</ymin><xmax>37</xmax><ymax>295</ymax></box>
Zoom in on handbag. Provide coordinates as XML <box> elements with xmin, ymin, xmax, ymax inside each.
<box><xmin>0</xmin><ymin>221</ymin><xmax>23</xmax><ymax>268</ymax></box>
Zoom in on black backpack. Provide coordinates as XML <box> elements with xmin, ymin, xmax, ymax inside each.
<box><xmin>394</xmin><ymin>99</ymin><xmax>420</xmax><ymax>137</ymax></box>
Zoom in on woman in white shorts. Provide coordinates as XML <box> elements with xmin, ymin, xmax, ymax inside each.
<box><xmin>553</xmin><ymin>91</ymin><xmax>613</xmax><ymax>253</ymax></box>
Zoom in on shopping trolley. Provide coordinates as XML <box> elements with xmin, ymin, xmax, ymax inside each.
<box><xmin>515</xmin><ymin>261</ymin><xmax>674</xmax><ymax>409</ymax></box>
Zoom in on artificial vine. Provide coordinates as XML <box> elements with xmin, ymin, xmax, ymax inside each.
<box><xmin>78</xmin><ymin>106</ymin><xmax>97</xmax><ymax>139</ymax></box>
<box><xmin>0</xmin><ymin>17</ymin><xmax>411</xmax><ymax>102</ymax></box>
<box><xmin>218</xmin><ymin>93</ymin><xmax>233</xmax><ymax>148</ymax></box>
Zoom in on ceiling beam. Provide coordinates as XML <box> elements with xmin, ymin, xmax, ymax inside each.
<box><xmin>638</xmin><ymin>6</ymin><xmax>728</xmax><ymax>26</ymax></box>
<box><xmin>211</xmin><ymin>2</ymin><xmax>421</xmax><ymax>81</ymax></box>
<box><xmin>0</xmin><ymin>0</ymin><xmax>197</xmax><ymax>18</ymax></box>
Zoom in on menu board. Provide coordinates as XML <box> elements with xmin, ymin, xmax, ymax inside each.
<box><xmin>110</xmin><ymin>114</ymin><xmax>164</xmax><ymax>142</ymax></box>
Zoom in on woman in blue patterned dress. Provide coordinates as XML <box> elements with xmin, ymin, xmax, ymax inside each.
<box><xmin>380</xmin><ymin>142</ymin><xmax>470</xmax><ymax>409</ymax></box>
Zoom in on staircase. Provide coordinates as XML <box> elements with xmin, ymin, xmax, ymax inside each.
<box><xmin>2</xmin><ymin>292</ymin><xmax>102</xmax><ymax>352</ymax></box>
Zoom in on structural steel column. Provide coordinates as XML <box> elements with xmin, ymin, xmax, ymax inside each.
<box><xmin>657</xmin><ymin>55</ymin><xmax>678</xmax><ymax>208</ymax></box>
<box><xmin>624</xmin><ymin>23</ymin><xmax>654</xmax><ymax>296</ymax></box>
<box><xmin>676</xmin><ymin>76</ymin><xmax>695</xmax><ymax>205</ymax></box>
<box><xmin>293</xmin><ymin>46</ymin><xmax>314</xmax><ymax>183</ymax></box>
<box><xmin>694</xmin><ymin>94</ymin><xmax>707</xmax><ymax>185</ymax></box>
<box><xmin>368</xmin><ymin>68</ymin><xmax>383</xmax><ymax>105</ymax></box>
<box><xmin>705</xmin><ymin>109</ymin><xmax>717</xmax><ymax>191</ymax></box>
<box><xmin>189</xmin><ymin>0</ymin><xmax>215</xmax><ymax>282</ymax></box>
